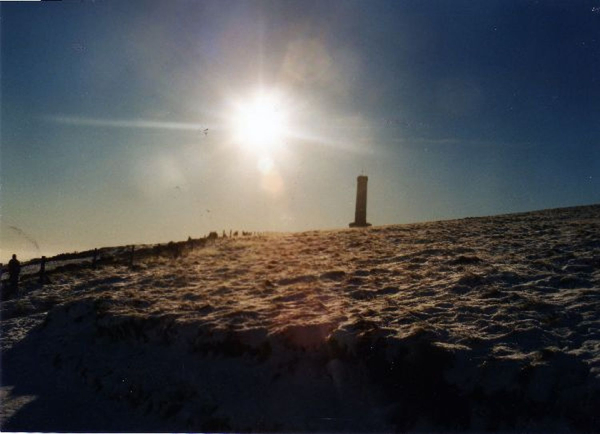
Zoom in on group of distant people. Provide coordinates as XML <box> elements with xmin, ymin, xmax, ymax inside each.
<box><xmin>1</xmin><ymin>254</ymin><xmax>21</xmax><ymax>299</ymax></box>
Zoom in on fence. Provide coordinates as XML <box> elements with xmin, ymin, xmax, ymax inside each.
<box><xmin>0</xmin><ymin>236</ymin><xmax>216</xmax><ymax>286</ymax></box>
<box><xmin>0</xmin><ymin>231</ymin><xmax>262</xmax><ymax>287</ymax></box>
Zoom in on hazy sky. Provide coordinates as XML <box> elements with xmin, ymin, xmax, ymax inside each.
<box><xmin>1</xmin><ymin>0</ymin><xmax>599</xmax><ymax>260</ymax></box>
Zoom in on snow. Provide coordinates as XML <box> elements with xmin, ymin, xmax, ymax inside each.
<box><xmin>1</xmin><ymin>204</ymin><xmax>600</xmax><ymax>431</ymax></box>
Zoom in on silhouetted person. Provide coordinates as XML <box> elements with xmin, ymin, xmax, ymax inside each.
<box><xmin>8</xmin><ymin>254</ymin><xmax>21</xmax><ymax>293</ymax></box>
<box><xmin>39</xmin><ymin>256</ymin><xmax>51</xmax><ymax>284</ymax></box>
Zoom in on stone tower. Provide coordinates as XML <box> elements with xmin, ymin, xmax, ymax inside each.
<box><xmin>349</xmin><ymin>175</ymin><xmax>371</xmax><ymax>228</ymax></box>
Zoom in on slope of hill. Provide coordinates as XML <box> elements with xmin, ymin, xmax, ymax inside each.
<box><xmin>2</xmin><ymin>205</ymin><xmax>600</xmax><ymax>432</ymax></box>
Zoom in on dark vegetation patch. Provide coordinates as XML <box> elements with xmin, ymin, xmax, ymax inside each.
<box><xmin>448</xmin><ymin>255</ymin><xmax>483</xmax><ymax>265</ymax></box>
<box><xmin>346</xmin><ymin>276</ymin><xmax>366</xmax><ymax>286</ymax></box>
<box><xmin>277</xmin><ymin>275</ymin><xmax>318</xmax><ymax>286</ymax></box>
<box><xmin>376</xmin><ymin>286</ymin><xmax>399</xmax><ymax>296</ymax></box>
<box><xmin>348</xmin><ymin>289</ymin><xmax>375</xmax><ymax>300</ymax></box>
<box><xmin>319</xmin><ymin>270</ymin><xmax>346</xmax><ymax>281</ymax></box>
<box><xmin>450</xmin><ymin>284</ymin><xmax>472</xmax><ymax>294</ymax></box>
<box><xmin>457</xmin><ymin>273</ymin><xmax>485</xmax><ymax>287</ymax></box>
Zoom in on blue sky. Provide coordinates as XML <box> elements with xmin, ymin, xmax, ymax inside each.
<box><xmin>1</xmin><ymin>0</ymin><xmax>599</xmax><ymax>260</ymax></box>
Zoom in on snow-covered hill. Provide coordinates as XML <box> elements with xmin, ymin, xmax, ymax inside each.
<box><xmin>2</xmin><ymin>205</ymin><xmax>600</xmax><ymax>432</ymax></box>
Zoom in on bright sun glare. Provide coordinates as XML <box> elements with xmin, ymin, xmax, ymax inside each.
<box><xmin>231</xmin><ymin>92</ymin><xmax>288</xmax><ymax>152</ymax></box>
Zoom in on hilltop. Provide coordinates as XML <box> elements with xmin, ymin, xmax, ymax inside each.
<box><xmin>1</xmin><ymin>204</ymin><xmax>600</xmax><ymax>432</ymax></box>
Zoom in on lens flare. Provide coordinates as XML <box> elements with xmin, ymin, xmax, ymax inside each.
<box><xmin>257</xmin><ymin>155</ymin><xmax>275</xmax><ymax>174</ymax></box>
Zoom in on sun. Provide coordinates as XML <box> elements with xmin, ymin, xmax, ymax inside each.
<box><xmin>231</xmin><ymin>91</ymin><xmax>288</xmax><ymax>152</ymax></box>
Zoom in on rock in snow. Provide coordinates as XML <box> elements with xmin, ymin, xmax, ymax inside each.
<box><xmin>2</xmin><ymin>204</ymin><xmax>600</xmax><ymax>431</ymax></box>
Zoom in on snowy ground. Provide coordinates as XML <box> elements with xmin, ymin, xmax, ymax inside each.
<box><xmin>1</xmin><ymin>204</ymin><xmax>600</xmax><ymax>432</ymax></box>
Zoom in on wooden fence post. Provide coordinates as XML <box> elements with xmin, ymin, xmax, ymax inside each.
<box><xmin>129</xmin><ymin>245</ymin><xmax>135</xmax><ymax>268</ymax></box>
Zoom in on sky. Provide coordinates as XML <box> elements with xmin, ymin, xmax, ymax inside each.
<box><xmin>1</xmin><ymin>0</ymin><xmax>599</xmax><ymax>260</ymax></box>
